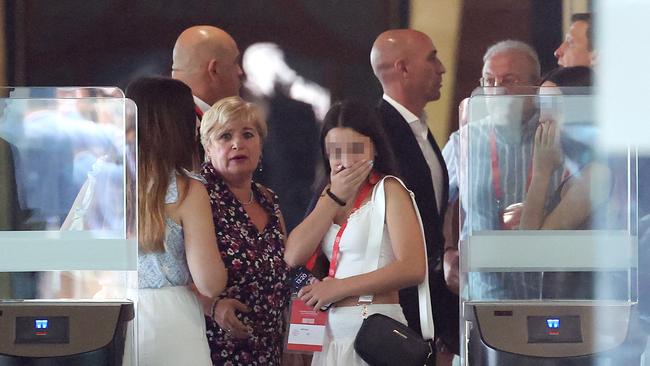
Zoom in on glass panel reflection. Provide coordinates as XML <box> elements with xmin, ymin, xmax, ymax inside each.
<box><xmin>459</xmin><ymin>87</ymin><xmax>636</xmax><ymax>302</ymax></box>
<box><xmin>0</xmin><ymin>87</ymin><xmax>136</xmax><ymax>301</ymax></box>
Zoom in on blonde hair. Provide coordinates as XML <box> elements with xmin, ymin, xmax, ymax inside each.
<box><xmin>200</xmin><ymin>96</ymin><xmax>267</xmax><ymax>161</ymax></box>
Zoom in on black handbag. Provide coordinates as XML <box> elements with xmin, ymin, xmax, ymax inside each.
<box><xmin>350</xmin><ymin>177</ymin><xmax>435</xmax><ymax>365</ymax></box>
<box><xmin>354</xmin><ymin>313</ymin><xmax>433</xmax><ymax>366</ymax></box>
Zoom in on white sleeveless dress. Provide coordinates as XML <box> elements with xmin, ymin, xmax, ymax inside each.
<box><xmin>311</xmin><ymin>176</ymin><xmax>413</xmax><ymax>366</ymax></box>
<box><xmin>137</xmin><ymin>173</ymin><xmax>212</xmax><ymax>366</ymax></box>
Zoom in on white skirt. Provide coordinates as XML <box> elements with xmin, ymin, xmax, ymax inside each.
<box><xmin>311</xmin><ymin>304</ymin><xmax>407</xmax><ymax>366</ymax></box>
<box><xmin>137</xmin><ymin>286</ymin><xmax>212</xmax><ymax>366</ymax></box>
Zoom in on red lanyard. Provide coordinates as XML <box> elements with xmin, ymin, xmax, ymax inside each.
<box><xmin>305</xmin><ymin>178</ymin><xmax>376</xmax><ymax>275</ymax></box>
<box><xmin>194</xmin><ymin>105</ymin><xmax>204</xmax><ymax>119</ymax></box>
<box><xmin>489</xmin><ymin>129</ymin><xmax>532</xmax><ymax>229</ymax></box>
<box><xmin>328</xmin><ymin>181</ymin><xmax>375</xmax><ymax>277</ymax></box>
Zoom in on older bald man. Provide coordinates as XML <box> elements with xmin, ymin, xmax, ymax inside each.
<box><xmin>371</xmin><ymin>29</ymin><xmax>458</xmax><ymax>363</ymax></box>
<box><xmin>171</xmin><ymin>26</ymin><xmax>242</xmax><ymax>162</ymax></box>
<box><xmin>172</xmin><ymin>25</ymin><xmax>243</xmax><ymax>114</ymax></box>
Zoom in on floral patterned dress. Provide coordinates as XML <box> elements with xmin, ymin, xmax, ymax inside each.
<box><xmin>201</xmin><ymin>163</ymin><xmax>290</xmax><ymax>366</ymax></box>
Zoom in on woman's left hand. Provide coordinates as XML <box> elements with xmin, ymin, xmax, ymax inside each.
<box><xmin>298</xmin><ymin>277</ymin><xmax>345</xmax><ymax>310</ymax></box>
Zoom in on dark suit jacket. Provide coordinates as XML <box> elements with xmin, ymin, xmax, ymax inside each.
<box><xmin>254</xmin><ymin>93</ymin><xmax>320</xmax><ymax>232</ymax></box>
<box><xmin>378</xmin><ymin>99</ymin><xmax>459</xmax><ymax>353</ymax></box>
<box><xmin>0</xmin><ymin>137</ymin><xmax>22</xmax><ymax>230</ymax></box>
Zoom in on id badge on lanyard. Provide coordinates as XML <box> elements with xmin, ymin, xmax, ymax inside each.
<box><xmin>286</xmin><ymin>298</ymin><xmax>329</xmax><ymax>352</ymax></box>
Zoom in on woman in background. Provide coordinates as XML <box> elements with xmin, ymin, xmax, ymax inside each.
<box><xmin>521</xmin><ymin>67</ymin><xmax>625</xmax><ymax>300</ymax></box>
<box><xmin>520</xmin><ymin>66</ymin><xmax>605</xmax><ymax>230</ymax></box>
<box><xmin>128</xmin><ymin>77</ymin><xmax>227</xmax><ymax>366</ymax></box>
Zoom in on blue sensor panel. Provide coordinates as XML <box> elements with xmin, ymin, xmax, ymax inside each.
<box><xmin>527</xmin><ymin>315</ymin><xmax>582</xmax><ymax>343</ymax></box>
<box><xmin>15</xmin><ymin>317</ymin><xmax>69</xmax><ymax>344</ymax></box>
<box><xmin>546</xmin><ymin>318</ymin><xmax>560</xmax><ymax>329</ymax></box>
<box><xmin>35</xmin><ymin>319</ymin><xmax>48</xmax><ymax>329</ymax></box>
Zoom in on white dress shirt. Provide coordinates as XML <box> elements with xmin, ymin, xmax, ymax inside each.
<box><xmin>193</xmin><ymin>96</ymin><xmax>210</xmax><ymax>114</ymax></box>
<box><xmin>383</xmin><ymin>94</ymin><xmax>444</xmax><ymax>214</ymax></box>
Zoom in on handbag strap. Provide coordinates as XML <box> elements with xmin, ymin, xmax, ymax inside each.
<box><xmin>356</xmin><ymin>177</ymin><xmax>387</xmax><ymax>303</ymax></box>
<box><xmin>361</xmin><ymin>176</ymin><xmax>435</xmax><ymax>340</ymax></box>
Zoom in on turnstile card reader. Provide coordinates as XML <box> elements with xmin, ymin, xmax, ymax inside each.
<box><xmin>0</xmin><ymin>301</ymin><xmax>134</xmax><ymax>365</ymax></box>
<box><xmin>465</xmin><ymin>302</ymin><xmax>645</xmax><ymax>365</ymax></box>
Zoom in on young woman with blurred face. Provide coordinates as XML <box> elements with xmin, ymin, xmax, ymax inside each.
<box><xmin>285</xmin><ymin>101</ymin><xmax>427</xmax><ymax>365</ymax></box>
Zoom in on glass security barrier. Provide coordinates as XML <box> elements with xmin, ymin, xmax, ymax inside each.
<box><xmin>0</xmin><ymin>87</ymin><xmax>136</xmax><ymax>365</ymax></box>
<box><xmin>457</xmin><ymin>87</ymin><xmax>643</xmax><ymax>365</ymax></box>
<box><xmin>459</xmin><ymin>87</ymin><xmax>635</xmax><ymax>302</ymax></box>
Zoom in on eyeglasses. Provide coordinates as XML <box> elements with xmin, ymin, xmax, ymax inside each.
<box><xmin>479</xmin><ymin>76</ymin><xmax>523</xmax><ymax>87</ymax></box>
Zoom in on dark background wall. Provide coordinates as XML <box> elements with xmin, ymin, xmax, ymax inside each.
<box><xmin>450</xmin><ymin>0</ymin><xmax>562</xmax><ymax>133</ymax></box>
<box><xmin>6</xmin><ymin>0</ymin><xmax>408</xmax><ymax>104</ymax></box>
<box><xmin>5</xmin><ymin>0</ymin><xmax>562</xmax><ymax>131</ymax></box>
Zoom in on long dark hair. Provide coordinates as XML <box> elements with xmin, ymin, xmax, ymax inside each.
<box><xmin>126</xmin><ymin>76</ymin><xmax>197</xmax><ymax>252</ymax></box>
<box><xmin>320</xmin><ymin>100</ymin><xmax>398</xmax><ymax>180</ymax></box>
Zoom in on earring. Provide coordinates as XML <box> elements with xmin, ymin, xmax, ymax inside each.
<box><xmin>258</xmin><ymin>156</ymin><xmax>263</xmax><ymax>172</ymax></box>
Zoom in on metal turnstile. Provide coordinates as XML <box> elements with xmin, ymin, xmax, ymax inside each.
<box><xmin>0</xmin><ymin>87</ymin><xmax>138</xmax><ymax>365</ymax></box>
<box><xmin>465</xmin><ymin>302</ymin><xmax>645</xmax><ymax>365</ymax></box>
<box><xmin>459</xmin><ymin>89</ymin><xmax>645</xmax><ymax>364</ymax></box>
<box><xmin>0</xmin><ymin>301</ymin><xmax>134</xmax><ymax>366</ymax></box>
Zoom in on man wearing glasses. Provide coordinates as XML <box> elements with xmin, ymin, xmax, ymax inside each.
<box><xmin>445</xmin><ymin>40</ymin><xmax>541</xmax><ymax>211</ymax></box>
<box><xmin>442</xmin><ymin>40</ymin><xmax>546</xmax><ymax>300</ymax></box>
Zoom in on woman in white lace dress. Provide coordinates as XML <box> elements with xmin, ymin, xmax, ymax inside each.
<box><xmin>127</xmin><ymin>77</ymin><xmax>227</xmax><ymax>366</ymax></box>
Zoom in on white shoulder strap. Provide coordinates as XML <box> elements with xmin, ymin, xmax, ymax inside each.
<box><xmin>411</xmin><ymin>190</ymin><xmax>435</xmax><ymax>341</ymax></box>
<box><xmin>361</xmin><ymin>175</ymin><xmax>435</xmax><ymax>340</ymax></box>
<box><xmin>357</xmin><ymin>178</ymin><xmax>387</xmax><ymax>303</ymax></box>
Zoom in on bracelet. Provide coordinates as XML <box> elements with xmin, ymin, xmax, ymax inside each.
<box><xmin>326</xmin><ymin>188</ymin><xmax>346</xmax><ymax>206</ymax></box>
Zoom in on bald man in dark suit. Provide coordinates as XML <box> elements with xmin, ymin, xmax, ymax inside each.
<box><xmin>371</xmin><ymin>29</ymin><xmax>458</xmax><ymax>365</ymax></box>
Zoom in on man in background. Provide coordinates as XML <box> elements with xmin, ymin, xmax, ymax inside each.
<box><xmin>371</xmin><ymin>29</ymin><xmax>455</xmax><ymax>364</ymax></box>
<box><xmin>554</xmin><ymin>13</ymin><xmax>595</xmax><ymax>67</ymax></box>
<box><xmin>172</xmin><ymin>25</ymin><xmax>243</xmax><ymax>111</ymax></box>
<box><xmin>172</xmin><ymin>25</ymin><xmax>243</xmax><ymax>160</ymax></box>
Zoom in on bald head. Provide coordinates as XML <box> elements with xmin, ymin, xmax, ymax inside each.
<box><xmin>172</xmin><ymin>26</ymin><xmax>242</xmax><ymax>105</ymax></box>
<box><xmin>371</xmin><ymin>30</ymin><xmax>428</xmax><ymax>82</ymax></box>
<box><xmin>371</xmin><ymin>29</ymin><xmax>446</xmax><ymax>114</ymax></box>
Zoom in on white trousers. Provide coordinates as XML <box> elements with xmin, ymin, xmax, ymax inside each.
<box><xmin>137</xmin><ymin>286</ymin><xmax>212</xmax><ymax>366</ymax></box>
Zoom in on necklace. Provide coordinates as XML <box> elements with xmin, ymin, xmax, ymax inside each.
<box><xmin>241</xmin><ymin>190</ymin><xmax>254</xmax><ymax>206</ymax></box>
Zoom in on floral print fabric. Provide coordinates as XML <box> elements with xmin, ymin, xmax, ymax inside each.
<box><xmin>201</xmin><ymin>162</ymin><xmax>290</xmax><ymax>365</ymax></box>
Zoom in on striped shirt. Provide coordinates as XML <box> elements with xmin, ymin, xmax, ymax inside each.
<box><xmin>444</xmin><ymin>112</ymin><xmax>561</xmax><ymax>300</ymax></box>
